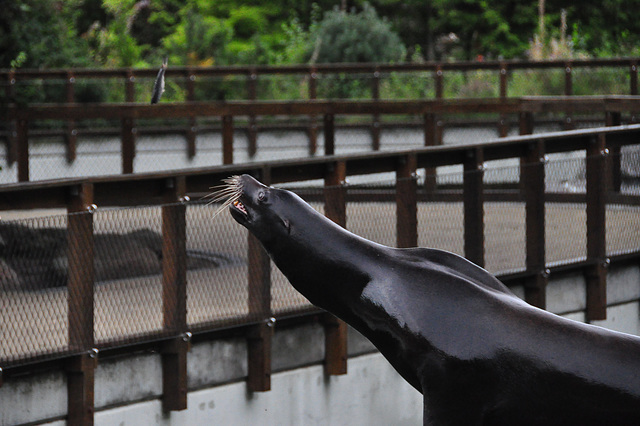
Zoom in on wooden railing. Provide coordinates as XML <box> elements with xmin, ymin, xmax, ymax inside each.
<box><xmin>3</xmin><ymin>58</ymin><xmax>640</xmax><ymax>101</ymax></box>
<box><xmin>1</xmin><ymin>121</ymin><xmax>639</xmax><ymax>422</ymax></box>
<box><xmin>4</xmin><ymin>96</ymin><xmax>640</xmax><ymax>183</ymax></box>
<box><xmin>3</xmin><ymin>58</ymin><xmax>640</xmax><ymax>172</ymax></box>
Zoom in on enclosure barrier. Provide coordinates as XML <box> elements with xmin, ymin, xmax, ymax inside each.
<box><xmin>4</xmin><ymin>96</ymin><xmax>640</xmax><ymax>182</ymax></box>
<box><xmin>2</xmin><ymin>58</ymin><xmax>640</xmax><ymax>166</ymax></box>
<box><xmin>0</xmin><ymin>124</ymin><xmax>639</xmax><ymax>424</ymax></box>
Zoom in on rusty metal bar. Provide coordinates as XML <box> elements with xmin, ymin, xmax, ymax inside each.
<box><xmin>324</xmin><ymin>114</ymin><xmax>335</xmax><ymax>156</ymax></box>
<box><xmin>16</xmin><ymin>118</ymin><xmax>29</xmax><ymax>182</ymax></box>
<box><xmin>523</xmin><ymin>141</ymin><xmax>547</xmax><ymax>309</ymax></box>
<box><xmin>222</xmin><ymin>115</ymin><xmax>234</xmax><ymax>165</ymax></box>
<box><xmin>323</xmin><ymin>161</ymin><xmax>348</xmax><ymax>375</ymax></box>
<box><xmin>161</xmin><ymin>176</ymin><xmax>188</xmax><ymax>411</ymax></box>
<box><xmin>396</xmin><ymin>154</ymin><xmax>418</xmax><ymax>248</ymax></box>
<box><xmin>247</xmin><ymin>70</ymin><xmax>258</xmax><ymax>157</ymax></box>
<box><xmin>585</xmin><ymin>134</ymin><xmax>609</xmax><ymax>321</ymax></box>
<box><xmin>67</xmin><ymin>183</ymin><xmax>96</xmax><ymax>425</ymax></box>
<box><xmin>463</xmin><ymin>147</ymin><xmax>485</xmax><ymax>267</ymax></box>
<box><xmin>65</xmin><ymin>71</ymin><xmax>77</xmax><ymax>163</ymax></box>
<box><xmin>121</xmin><ymin>117</ymin><xmax>135</xmax><ymax>174</ymax></box>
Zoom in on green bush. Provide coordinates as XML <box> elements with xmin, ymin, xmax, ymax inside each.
<box><xmin>305</xmin><ymin>3</ymin><xmax>406</xmax><ymax>98</ymax></box>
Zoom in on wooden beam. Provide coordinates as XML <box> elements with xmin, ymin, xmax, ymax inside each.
<box><xmin>323</xmin><ymin>161</ymin><xmax>348</xmax><ymax>375</ymax></box>
<box><xmin>523</xmin><ymin>141</ymin><xmax>547</xmax><ymax>309</ymax></box>
<box><xmin>161</xmin><ymin>176</ymin><xmax>189</xmax><ymax>411</ymax></box>
<box><xmin>396</xmin><ymin>154</ymin><xmax>418</xmax><ymax>248</ymax></box>
<box><xmin>585</xmin><ymin>134</ymin><xmax>608</xmax><ymax>321</ymax></box>
<box><xmin>463</xmin><ymin>148</ymin><xmax>485</xmax><ymax>267</ymax></box>
<box><xmin>66</xmin><ymin>184</ymin><xmax>96</xmax><ymax>426</ymax></box>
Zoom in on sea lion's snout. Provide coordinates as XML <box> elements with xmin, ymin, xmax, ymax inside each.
<box><xmin>209</xmin><ymin>174</ymin><xmax>268</xmax><ymax>225</ymax></box>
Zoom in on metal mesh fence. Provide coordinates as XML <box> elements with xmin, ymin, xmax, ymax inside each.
<box><xmin>92</xmin><ymin>206</ymin><xmax>165</xmax><ymax>346</ymax></box>
<box><xmin>0</xmin><ymin>214</ymin><xmax>70</xmax><ymax>366</ymax></box>
<box><xmin>346</xmin><ymin>180</ymin><xmax>397</xmax><ymax>247</ymax></box>
<box><xmin>418</xmin><ymin>170</ymin><xmax>465</xmax><ymax>256</ymax></box>
<box><xmin>2</xmin><ymin>150</ymin><xmax>640</xmax><ymax>367</ymax></box>
<box><xmin>186</xmin><ymin>201</ymin><xmax>251</xmax><ymax>328</ymax></box>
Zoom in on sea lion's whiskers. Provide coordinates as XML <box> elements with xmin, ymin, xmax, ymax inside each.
<box><xmin>206</xmin><ymin>175</ymin><xmax>244</xmax><ymax>219</ymax></box>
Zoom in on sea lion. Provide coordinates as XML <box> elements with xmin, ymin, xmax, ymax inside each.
<box><xmin>216</xmin><ymin>174</ymin><xmax>640</xmax><ymax>425</ymax></box>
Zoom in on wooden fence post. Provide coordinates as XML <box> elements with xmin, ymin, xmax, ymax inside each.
<box><xmin>523</xmin><ymin>141</ymin><xmax>548</xmax><ymax>309</ymax></box>
<box><xmin>67</xmin><ymin>183</ymin><xmax>97</xmax><ymax>426</ymax></box>
<box><xmin>16</xmin><ymin>118</ymin><xmax>29</xmax><ymax>182</ymax></box>
<box><xmin>308</xmin><ymin>68</ymin><xmax>318</xmax><ymax>156</ymax></box>
<box><xmin>65</xmin><ymin>71</ymin><xmax>77</xmax><ymax>163</ymax></box>
<box><xmin>121</xmin><ymin>116</ymin><xmax>135</xmax><ymax>174</ymax></box>
<box><xmin>606</xmin><ymin>111</ymin><xmax>622</xmax><ymax>193</ymax></box>
<box><xmin>396</xmin><ymin>154</ymin><xmax>418</xmax><ymax>248</ymax></box>
<box><xmin>161</xmin><ymin>176</ymin><xmax>190</xmax><ymax>411</ymax></box>
<box><xmin>222</xmin><ymin>115</ymin><xmax>234</xmax><ymax>165</ymax></box>
<box><xmin>631</xmin><ymin>61</ymin><xmax>638</xmax><ymax>96</ymax></box>
<box><xmin>463</xmin><ymin>147</ymin><xmax>484</xmax><ymax>267</ymax></box>
<box><xmin>324</xmin><ymin>114</ymin><xmax>335</xmax><ymax>156</ymax></box>
<box><xmin>498</xmin><ymin>64</ymin><xmax>509</xmax><ymax>137</ymax></box>
<box><xmin>247</xmin><ymin>168</ymin><xmax>273</xmax><ymax>392</ymax></box>
<box><xmin>5</xmin><ymin>71</ymin><xmax>17</xmax><ymax>166</ymax></box>
<box><xmin>371</xmin><ymin>68</ymin><xmax>381</xmax><ymax>151</ymax></box>
<box><xmin>323</xmin><ymin>161</ymin><xmax>348</xmax><ymax>375</ymax></box>
<box><xmin>247</xmin><ymin>70</ymin><xmax>258</xmax><ymax>158</ymax></box>
<box><xmin>185</xmin><ymin>71</ymin><xmax>197</xmax><ymax>159</ymax></box>
<box><xmin>423</xmin><ymin>113</ymin><xmax>438</xmax><ymax>193</ymax></box>
<box><xmin>585</xmin><ymin>134</ymin><xmax>609</xmax><ymax>321</ymax></box>
<box><xmin>564</xmin><ymin>63</ymin><xmax>575</xmax><ymax>130</ymax></box>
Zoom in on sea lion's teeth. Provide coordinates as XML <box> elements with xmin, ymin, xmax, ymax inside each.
<box><xmin>233</xmin><ymin>200</ymin><xmax>247</xmax><ymax>214</ymax></box>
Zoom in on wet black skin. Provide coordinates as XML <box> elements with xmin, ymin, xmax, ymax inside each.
<box><xmin>229</xmin><ymin>175</ymin><xmax>640</xmax><ymax>426</ymax></box>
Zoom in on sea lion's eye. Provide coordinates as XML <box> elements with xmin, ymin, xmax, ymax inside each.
<box><xmin>257</xmin><ymin>191</ymin><xmax>267</xmax><ymax>202</ymax></box>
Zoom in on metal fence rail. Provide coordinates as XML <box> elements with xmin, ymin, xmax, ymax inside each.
<box><xmin>0</xmin><ymin>124</ymin><xmax>639</xmax><ymax>422</ymax></box>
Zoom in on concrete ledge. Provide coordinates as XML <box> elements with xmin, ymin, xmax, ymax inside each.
<box><xmin>93</xmin><ymin>353</ymin><xmax>422</xmax><ymax>426</ymax></box>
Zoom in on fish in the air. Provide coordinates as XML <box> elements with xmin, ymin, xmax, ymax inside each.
<box><xmin>151</xmin><ymin>57</ymin><xmax>168</xmax><ymax>104</ymax></box>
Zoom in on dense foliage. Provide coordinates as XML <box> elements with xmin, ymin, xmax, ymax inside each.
<box><xmin>3</xmin><ymin>0</ymin><xmax>639</xmax><ymax>72</ymax></box>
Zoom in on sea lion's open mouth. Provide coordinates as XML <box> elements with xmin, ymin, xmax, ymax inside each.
<box><xmin>231</xmin><ymin>199</ymin><xmax>248</xmax><ymax>216</ymax></box>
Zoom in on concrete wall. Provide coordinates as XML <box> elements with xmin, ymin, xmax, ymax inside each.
<box><xmin>2</xmin><ymin>264</ymin><xmax>639</xmax><ymax>426</ymax></box>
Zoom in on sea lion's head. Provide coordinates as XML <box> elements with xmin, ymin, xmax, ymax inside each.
<box><xmin>212</xmin><ymin>174</ymin><xmax>294</xmax><ymax>246</ymax></box>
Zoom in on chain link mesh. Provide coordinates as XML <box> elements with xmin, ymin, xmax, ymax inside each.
<box><xmin>1</xmin><ymin>150</ymin><xmax>640</xmax><ymax>366</ymax></box>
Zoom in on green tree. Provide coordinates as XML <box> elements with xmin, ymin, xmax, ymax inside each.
<box><xmin>0</xmin><ymin>0</ymin><xmax>93</xmax><ymax>69</ymax></box>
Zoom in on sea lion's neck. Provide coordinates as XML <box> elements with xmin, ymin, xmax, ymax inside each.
<box><xmin>265</xmin><ymin>208</ymin><xmax>384</xmax><ymax>311</ymax></box>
